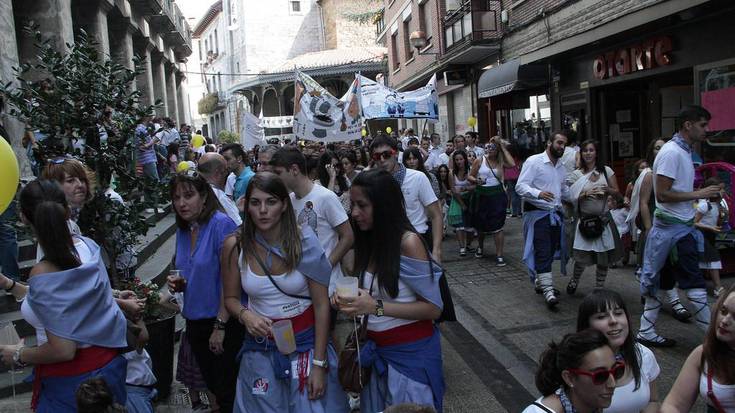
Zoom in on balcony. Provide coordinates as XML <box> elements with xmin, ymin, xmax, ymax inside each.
<box><xmin>133</xmin><ymin>0</ymin><xmax>192</xmax><ymax>57</ymax></box>
<box><xmin>442</xmin><ymin>0</ymin><xmax>502</xmax><ymax>63</ymax></box>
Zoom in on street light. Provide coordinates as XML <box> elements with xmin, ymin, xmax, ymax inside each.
<box><xmin>409</xmin><ymin>31</ymin><xmax>438</xmax><ymax>55</ymax></box>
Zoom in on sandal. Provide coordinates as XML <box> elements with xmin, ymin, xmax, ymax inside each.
<box><xmin>672</xmin><ymin>305</ymin><xmax>692</xmax><ymax>322</ymax></box>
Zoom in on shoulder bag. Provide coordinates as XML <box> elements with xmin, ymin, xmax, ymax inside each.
<box><xmin>337</xmin><ymin>272</ymin><xmax>373</xmax><ymax>393</ymax></box>
<box><xmin>577</xmin><ymin>169</ymin><xmax>610</xmax><ymax>239</ymax></box>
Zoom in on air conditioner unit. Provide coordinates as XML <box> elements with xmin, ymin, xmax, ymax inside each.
<box><xmin>444</xmin><ymin>70</ymin><xmax>467</xmax><ymax>86</ymax></box>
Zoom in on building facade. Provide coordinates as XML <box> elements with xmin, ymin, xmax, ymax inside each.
<box><xmin>0</xmin><ymin>0</ymin><xmax>193</xmax><ymax>177</ymax></box>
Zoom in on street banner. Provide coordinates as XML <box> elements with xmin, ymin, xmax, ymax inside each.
<box><xmin>241</xmin><ymin>110</ymin><xmax>265</xmax><ymax>150</ymax></box>
<box><xmin>359</xmin><ymin>74</ymin><xmax>439</xmax><ymax>120</ymax></box>
<box><xmin>261</xmin><ymin>115</ymin><xmax>294</xmax><ymax>129</ymax></box>
<box><xmin>292</xmin><ymin>71</ymin><xmax>362</xmax><ymax>142</ymax></box>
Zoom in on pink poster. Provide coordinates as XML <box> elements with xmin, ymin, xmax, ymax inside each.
<box><xmin>701</xmin><ymin>87</ymin><xmax>735</xmax><ymax>131</ymax></box>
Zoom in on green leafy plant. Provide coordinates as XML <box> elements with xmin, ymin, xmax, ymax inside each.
<box><xmin>119</xmin><ymin>277</ymin><xmax>163</xmax><ymax>321</ymax></box>
<box><xmin>217</xmin><ymin>129</ymin><xmax>239</xmax><ymax>144</ymax></box>
<box><xmin>197</xmin><ymin>93</ymin><xmax>219</xmax><ymax>114</ymax></box>
<box><xmin>1</xmin><ymin>25</ymin><xmax>163</xmax><ymax>285</ymax></box>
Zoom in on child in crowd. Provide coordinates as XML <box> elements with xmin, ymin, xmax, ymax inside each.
<box><xmin>694</xmin><ymin>176</ymin><xmax>726</xmax><ymax>297</ymax></box>
<box><xmin>76</xmin><ymin>378</ymin><xmax>127</xmax><ymax>413</ymax></box>
<box><xmin>608</xmin><ymin>192</ymin><xmax>631</xmax><ymax>267</ymax></box>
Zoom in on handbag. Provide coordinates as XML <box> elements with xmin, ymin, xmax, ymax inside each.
<box><xmin>577</xmin><ymin>169</ymin><xmax>610</xmax><ymax>239</ymax></box>
<box><xmin>337</xmin><ymin>273</ymin><xmax>373</xmax><ymax>393</ymax></box>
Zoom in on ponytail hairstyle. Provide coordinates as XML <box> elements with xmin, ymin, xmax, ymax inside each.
<box><xmin>535</xmin><ymin>329</ymin><xmax>610</xmax><ymax>396</ymax></box>
<box><xmin>20</xmin><ymin>180</ymin><xmax>80</xmax><ymax>270</ymax></box>
<box><xmin>75</xmin><ymin>377</ymin><xmax>126</xmax><ymax>413</ymax></box>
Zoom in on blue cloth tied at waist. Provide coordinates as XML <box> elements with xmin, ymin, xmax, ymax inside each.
<box><xmin>522</xmin><ymin>209</ymin><xmax>568</xmax><ymax>281</ymax></box>
<box><xmin>237</xmin><ymin>326</ymin><xmax>315</xmax><ymax>381</ymax></box>
<box><xmin>360</xmin><ymin>327</ymin><xmax>445</xmax><ymax>413</ymax></box>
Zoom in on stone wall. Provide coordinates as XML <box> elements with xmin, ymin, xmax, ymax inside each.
<box><xmin>320</xmin><ymin>0</ymin><xmax>381</xmax><ymax>48</ymax></box>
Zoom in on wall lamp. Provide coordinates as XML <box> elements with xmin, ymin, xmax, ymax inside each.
<box><xmin>409</xmin><ymin>31</ymin><xmax>439</xmax><ymax>55</ymax></box>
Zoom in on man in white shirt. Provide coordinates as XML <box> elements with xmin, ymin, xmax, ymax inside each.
<box><xmin>197</xmin><ymin>153</ymin><xmax>243</xmax><ymax>226</ymax></box>
<box><xmin>400</xmin><ymin>128</ymin><xmax>416</xmax><ymax>150</ymax></box>
<box><xmin>465</xmin><ymin>132</ymin><xmax>484</xmax><ymax>158</ymax></box>
<box><xmin>516</xmin><ymin>132</ymin><xmax>570</xmax><ymax>309</ymax></box>
<box><xmin>370</xmin><ymin>135</ymin><xmax>444</xmax><ymax>263</ymax></box>
<box><xmin>270</xmin><ymin>147</ymin><xmax>354</xmax><ymax>296</ymax></box>
<box><xmin>636</xmin><ymin>105</ymin><xmax>722</xmax><ymax>347</ymax></box>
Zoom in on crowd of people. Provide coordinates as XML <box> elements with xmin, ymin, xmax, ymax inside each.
<box><xmin>0</xmin><ymin>103</ymin><xmax>731</xmax><ymax>413</ymax></box>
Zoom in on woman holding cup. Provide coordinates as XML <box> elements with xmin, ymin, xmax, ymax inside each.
<box><xmin>222</xmin><ymin>172</ymin><xmax>349</xmax><ymax>413</ymax></box>
<box><xmin>337</xmin><ymin>169</ymin><xmax>446</xmax><ymax>413</ymax></box>
<box><xmin>168</xmin><ymin>172</ymin><xmax>243</xmax><ymax>413</ymax></box>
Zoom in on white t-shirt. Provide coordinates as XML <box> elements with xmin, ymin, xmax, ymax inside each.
<box><xmin>610</xmin><ymin>208</ymin><xmax>629</xmax><ymax>236</ymax></box>
<box><xmin>605</xmin><ymin>343</ymin><xmax>660</xmax><ymax>413</ymax></box>
<box><xmin>225</xmin><ymin>173</ymin><xmax>236</xmax><ymax>198</ymax></box>
<box><xmin>522</xmin><ymin>398</ymin><xmax>554</xmax><ymax>413</ymax></box>
<box><xmin>212</xmin><ymin>185</ymin><xmax>243</xmax><ymax>226</ymax></box>
<box><xmin>290</xmin><ymin>184</ymin><xmax>348</xmax><ymax>295</ymax></box>
<box><xmin>123</xmin><ymin>349</ymin><xmax>157</xmax><ymax>386</ymax></box>
<box><xmin>697</xmin><ymin>200</ymin><xmax>720</xmax><ymax>227</ymax></box>
<box><xmin>401</xmin><ymin>168</ymin><xmax>439</xmax><ymax>234</ymax></box>
<box><xmin>652</xmin><ymin>140</ymin><xmax>695</xmax><ymax>221</ymax></box>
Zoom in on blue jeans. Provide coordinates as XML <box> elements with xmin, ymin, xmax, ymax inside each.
<box><xmin>505</xmin><ymin>179</ymin><xmax>522</xmax><ymax>216</ymax></box>
<box><xmin>533</xmin><ymin>215</ymin><xmax>561</xmax><ymax>274</ymax></box>
<box><xmin>0</xmin><ymin>200</ymin><xmax>19</xmax><ymax>281</ymax></box>
<box><xmin>141</xmin><ymin>162</ymin><xmax>159</xmax><ymax>208</ymax></box>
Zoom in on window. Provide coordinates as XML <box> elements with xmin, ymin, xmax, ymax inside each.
<box><xmin>462</xmin><ymin>12</ymin><xmax>472</xmax><ymax>39</ymax></box>
<box><xmin>418</xmin><ymin>2</ymin><xmax>432</xmax><ymax>43</ymax></box>
<box><xmin>403</xmin><ymin>18</ymin><xmax>413</xmax><ymax>61</ymax></box>
<box><xmin>391</xmin><ymin>32</ymin><xmax>399</xmax><ymax>70</ymax></box>
<box><xmin>291</xmin><ymin>1</ymin><xmax>301</xmax><ymax>12</ymax></box>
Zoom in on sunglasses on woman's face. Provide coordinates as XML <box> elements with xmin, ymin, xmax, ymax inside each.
<box><xmin>371</xmin><ymin>149</ymin><xmax>395</xmax><ymax>161</ymax></box>
<box><xmin>568</xmin><ymin>361</ymin><xmax>625</xmax><ymax>385</ymax></box>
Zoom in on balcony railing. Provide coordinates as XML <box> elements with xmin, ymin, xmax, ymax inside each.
<box><xmin>443</xmin><ymin>0</ymin><xmax>502</xmax><ymax>53</ymax></box>
<box><xmin>375</xmin><ymin>8</ymin><xmax>385</xmax><ymax>38</ymax></box>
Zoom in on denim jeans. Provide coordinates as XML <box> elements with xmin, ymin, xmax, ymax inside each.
<box><xmin>141</xmin><ymin>161</ymin><xmax>160</xmax><ymax>208</ymax></box>
<box><xmin>0</xmin><ymin>200</ymin><xmax>20</xmax><ymax>280</ymax></box>
<box><xmin>505</xmin><ymin>179</ymin><xmax>522</xmax><ymax>216</ymax></box>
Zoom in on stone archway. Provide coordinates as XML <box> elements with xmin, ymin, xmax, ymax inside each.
<box><xmin>262</xmin><ymin>87</ymin><xmax>281</xmax><ymax>117</ymax></box>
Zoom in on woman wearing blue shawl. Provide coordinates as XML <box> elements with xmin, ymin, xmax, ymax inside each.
<box><xmin>0</xmin><ymin>180</ymin><xmax>128</xmax><ymax>412</ymax></box>
<box><xmin>337</xmin><ymin>169</ymin><xmax>446</xmax><ymax>413</ymax></box>
<box><xmin>222</xmin><ymin>172</ymin><xmax>349</xmax><ymax>413</ymax></box>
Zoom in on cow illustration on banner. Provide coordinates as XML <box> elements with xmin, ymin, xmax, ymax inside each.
<box><xmin>359</xmin><ymin>74</ymin><xmax>439</xmax><ymax>120</ymax></box>
<box><xmin>292</xmin><ymin>71</ymin><xmax>362</xmax><ymax>142</ymax></box>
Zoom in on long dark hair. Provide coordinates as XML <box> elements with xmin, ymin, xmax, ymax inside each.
<box><xmin>317</xmin><ymin>150</ymin><xmax>349</xmax><ymax>195</ymax></box>
<box><xmin>170</xmin><ymin>172</ymin><xmax>221</xmax><ymax>229</ymax></box>
<box><xmin>451</xmin><ymin>149</ymin><xmax>469</xmax><ymax>176</ymax></box>
<box><xmin>20</xmin><ymin>180</ymin><xmax>81</xmax><ymax>270</ymax></box>
<box><xmin>402</xmin><ymin>147</ymin><xmax>433</xmax><ymax>183</ymax></box>
<box><xmin>579</xmin><ymin>140</ymin><xmax>605</xmax><ymax>174</ymax></box>
<box><xmin>703</xmin><ymin>284</ymin><xmax>735</xmax><ymax>382</ymax></box>
<box><xmin>241</xmin><ymin>172</ymin><xmax>302</xmax><ymax>271</ymax></box>
<box><xmin>435</xmin><ymin>164</ymin><xmax>450</xmax><ymax>192</ymax></box>
<box><xmin>351</xmin><ymin>169</ymin><xmax>415</xmax><ymax>298</ymax></box>
<box><xmin>577</xmin><ymin>289</ymin><xmax>641</xmax><ymax>390</ymax></box>
<box><xmin>645</xmin><ymin>137</ymin><xmax>668</xmax><ymax>166</ymax></box>
<box><xmin>536</xmin><ymin>329</ymin><xmax>610</xmax><ymax>396</ymax></box>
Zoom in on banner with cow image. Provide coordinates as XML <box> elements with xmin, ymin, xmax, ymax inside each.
<box><xmin>358</xmin><ymin>74</ymin><xmax>439</xmax><ymax>120</ymax></box>
<box><xmin>292</xmin><ymin>71</ymin><xmax>362</xmax><ymax>142</ymax></box>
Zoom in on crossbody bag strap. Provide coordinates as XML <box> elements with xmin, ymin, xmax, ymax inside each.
<box><xmin>357</xmin><ymin>270</ymin><xmax>375</xmax><ymax>337</ymax></box>
<box><xmin>532</xmin><ymin>401</ymin><xmax>555</xmax><ymax>413</ymax></box>
<box><xmin>251</xmin><ymin>250</ymin><xmax>310</xmax><ymax>300</ymax></box>
<box><xmin>708</xmin><ymin>367</ymin><xmax>727</xmax><ymax>413</ymax></box>
<box><xmin>487</xmin><ymin>159</ymin><xmax>506</xmax><ymax>193</ymax></box>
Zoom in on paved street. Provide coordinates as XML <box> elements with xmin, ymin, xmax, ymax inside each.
<box><xmin>0</xmin><ymin>217</ymin><xmax>721</xmax><ymax>412</ymax></box>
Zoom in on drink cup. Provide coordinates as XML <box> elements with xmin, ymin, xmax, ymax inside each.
<box><xmin>335</xmin><ymin>276</ymin><xmax>359</xmax><ymax>298</ymax></box>
<box><xmin>0</xmin><ymin>322</ymin><xmax>20</xmax><ymax>346</ymax></box>
<box><xmin>271</xmin><ymin>320</ymin><xmax>296</xmax><ymax>354</ymax></box>
<box><xmin>168</xmin><ymin>270</ymin><xmax>186</xmax><ymax>293</ymax></box>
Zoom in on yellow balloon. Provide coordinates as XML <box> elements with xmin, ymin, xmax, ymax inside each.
<box><xmin>176</xmin><ymin>161</ymin><xmax>191</xmax><ymax>173</ymax></box>
<box><xmin>0</xmin><ymin>137</ymin><xmax>19</xmax><ymax>215</ymax></box>
<box><xmin>385</xmin><ymin>126</ymin><xmax>392</xmax><ymax>134</ymax></box>
<box><xmin>467</xmin><ymin>116</ymin><xmax>477</xmax><ymax>128</ymax></box>
<box><xmin>361</xmin><ymin>128</ymin><xmax>367</xmax><ymax>137</ymax></box>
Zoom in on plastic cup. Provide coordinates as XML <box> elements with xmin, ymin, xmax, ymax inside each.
<box><xmin>335</xmin><ymin>276</ymin><xmax>359</xmax><ymax>298</ymax></box>
<box><xmin>271</xmin><ymin>320</ymin><xmax>296</xmax><ymax>354</ymax></box>
<box><xmin>0</xmin><ymin>322</ymin><xmax>20</xmax><ymax>346</ymax></box>
<box><xmin>168</xmin><ymin>270</ymin><xmax>185</xmax><ymax>293</ymax></box>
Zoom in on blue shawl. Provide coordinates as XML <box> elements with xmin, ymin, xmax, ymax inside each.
<box><xmin>522</xmin><ymin>209</ymin><xmax>568</xmax><ymax>281</ymax></box>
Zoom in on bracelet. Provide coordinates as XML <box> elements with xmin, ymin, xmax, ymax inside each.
<box><xmin>13</xmin><ymin>346</ymin><xmax>27</xmax><ymax>368</ymax></box>
<box><xmin>4</xmin><ymin>279</ymin><xmax>15</xmax><ymax>293</ymax></box>
<box><xmin>111</xmin><ymin>289</ymin><xmax>121</xmax><ymax>299</ymax></box>
<box><xmin>238</xmin><ymin>307</ymin><xmax>249</xmax><ymax>324</ymax></box>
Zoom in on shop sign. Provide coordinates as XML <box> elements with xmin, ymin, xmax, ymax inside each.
<box><xmin>592</xmin><ymin>36</ymin><xmax>672</xmax><ymax>80</ymax></box>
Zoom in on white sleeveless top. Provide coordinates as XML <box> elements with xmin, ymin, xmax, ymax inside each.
<box><xmin>362</xmin><ymin>271</ymin><xmax>417</xmax><ymax>332</ymax></box>
<box><xmin>22</xmin><ymin>239</ymin><xmax>93</xmax><ymax>346</ymax></box>
<box><xmin>241</xmin><ymin>262</ymin><xmax>312</xmax><ymax>319</ymax></box>
<box><xmin>478</xmin><ymin>157</ymin><xmax>500</xmax><ymax>187</ymax></box>
<box><xmin>453</xmin><ymin>174</ymin><xmax>471</xmax><ymax>192</ymax></box>
<box><xmin>604</xmin><ymin>343</ymin><xmax>660</xmax><ymax>413</ymax></box>
<box><xmin>700</xmin><ymin>365</ymin><xmax>735</xmax><ymax>411</ymax></box>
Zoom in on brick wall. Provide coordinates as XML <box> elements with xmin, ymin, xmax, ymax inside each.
<box><xmin>506</xmin><ymin>0</ymin><xmax>569</xmax><ymax>29</ymax></box>
<box><xmin>383</xmin><ymin>0</ymin><xmax>443</xmax><ymax>89</ymax></box>
<box><xmin>502</xmin><ymin>0</ymin><xmax>666</xmax><ymax>59</ymax></box>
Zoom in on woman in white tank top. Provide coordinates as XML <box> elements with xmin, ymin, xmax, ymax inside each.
<box><xmin>661</xmin><ymin>285</ymin><xmax>735</xmax><ymax>412</ymax></box>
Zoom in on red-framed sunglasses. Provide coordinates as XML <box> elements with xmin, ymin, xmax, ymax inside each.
<box><xmin>567</xmin><ymin>361</ymin><xmax>625</xmax><ymax>385</ymax></box>
<box><xmin>371</xmin><ymin>149</ymin><xmax>396</xmax><ymax>161</ymax></box>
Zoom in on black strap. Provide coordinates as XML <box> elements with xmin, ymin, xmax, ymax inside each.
<box><xmin>251</xmin><ymin>250</ymin><xmax>310</xmax><ymax>300</ymax></box>
<box><xmin>485</xmin><ymin>158</ymin><xmax>507</xmax><ymax>194</ymax></box>
<box><xmin>532</xmin><ymin>401</ymin><xmax>555</xmax><ymax>413</ymax></box>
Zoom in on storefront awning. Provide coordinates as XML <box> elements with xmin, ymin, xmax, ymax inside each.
<box><xmin>478</xmin><ymin>59</ymin><xmax>548</xmax><ymax>98</ymax></box>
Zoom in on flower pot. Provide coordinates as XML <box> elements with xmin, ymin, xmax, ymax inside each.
<box><xmin>144</xmin><ymin>312</ymin><xmax>176</xmax><ymax>399</ymax></box>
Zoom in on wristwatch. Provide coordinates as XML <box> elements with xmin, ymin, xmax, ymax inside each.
<box><xmin>375</xmin><ymin>299</ymin><xmax>384</xmax><ymax>317</ymax></box>
<box><xmin>213</xmin><ymin>318</ymin><xmax>227</xmax><ymax>330</ymax></box>
<box><xmin>312</xmin><ymin>358</ymin><xmax>328</xmax><ymax>368</ymax></box>
<box><xmin>13</xmin><ymin>346</ymin><xmax>26</xmax><ymax>368</ymax></box>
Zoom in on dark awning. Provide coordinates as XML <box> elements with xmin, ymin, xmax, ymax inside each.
<box><xmin>478</xmin><ymin>59</ymin><xmax>548</xmax><ymax>98</ymax></box>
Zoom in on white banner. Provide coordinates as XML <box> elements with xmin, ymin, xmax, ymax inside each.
<box><xmin>292</xmin><ymin>71</ymin><xmax>362</xmax><ymax>142</ymax></box>
<box><xmin>359</xmin><ymin>74</ymin><xmax>439</xmax><ymax>120</ymax></box>
<box><xmin>241</xmin><ymin>111</ymin><xmax>265</xmax><ymax>150</ymax></box>
<box><xmin>261</xmin><ymin>115</ymin><xmax>294</xmax><ymax>129</ymax></box>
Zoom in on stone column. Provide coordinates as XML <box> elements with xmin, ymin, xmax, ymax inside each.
<box><xmin>165</xmin><ymin>63</ymin><xmax>179</xmax><ymax>124</ymax></box>
<box><xmin>176</xmin><ymin>73</ymin><xmax>189</xmax><ymax>125</ymax></box>
<box><xmin>14</xmin><ymin>0</ymin><xmax>74</xmax><ymax>80</ymax></box>
<box><xmin>0</xmin><ymin>1</ymin><xmax>33</xmax><ymax>178</ymax></box>
<box><xmin>151</xmin><ymin>53</ymin><xmax>168</xmax><ymax>117</ymax></box>
<box><xmin>134</xmin><ymin>39</ymin><xmax>155</xmax><ymax>108</ymax></box>
<box><xmin>72</xmin><ymin>1</ymin><xmax>111</xmax><ymax>58</ymax></box>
